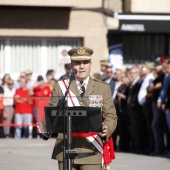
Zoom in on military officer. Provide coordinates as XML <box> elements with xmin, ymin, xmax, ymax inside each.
<box><xmin>93</xmin><ymin>59</ymin><xmax>109</xmax><ymax>80</ymax></box>
<box><xmin>38</xmin><ymin>46</ymin><xmax>117</xmax><ymax>170</ymax></box>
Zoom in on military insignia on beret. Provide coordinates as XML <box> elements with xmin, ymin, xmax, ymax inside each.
<box><xmin>77</xmin><ymin>48</ymin><xmax>85</xmax><ymax>55</ymax></box>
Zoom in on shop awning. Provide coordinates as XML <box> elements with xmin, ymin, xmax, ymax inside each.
<box><xmin>115</xmin><ymin>13</ymin><xmax>170</xmax><ymax>33</ymax></box>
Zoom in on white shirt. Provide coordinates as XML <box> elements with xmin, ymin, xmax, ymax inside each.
<box><xmin>112</xmin><ymin>81</ymin><xmax>121</xmax><ymax>100</ymax></box>
<box><xmin>105</xmin><ymin>78</ymin><xmax>112</xmax><ymax>84</ymax></box>
<box><xmin>131</xmin><ymin>76</ymin><xmax>140</xmax><ymax>86</ymax></box>
<box><xmin>3</xmin><ymin>87</ymin><xmax>16</xmax><ymax>106</ymax></box>
<box><xmin>138</xmin><ymin>73</ymin><xmax>155</xmax><ymax>105</ymax></box>
<box><xmin>75</xmin><ymin>76</ymin><xmax>89</xmax><ymax>91</ymax></box>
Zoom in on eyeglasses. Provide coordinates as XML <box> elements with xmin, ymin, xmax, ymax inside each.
<box><xmin>106</xmin><ymin>71</ymin><xmax>112</xmax><ymax>73</ymax></box>
<box><xmin>8</xmin><ymin>83</ymin><xmax>14</xmax><ymax>85</ymax></box>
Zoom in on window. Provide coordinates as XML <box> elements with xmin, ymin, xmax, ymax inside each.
<box><xmin>0</xmin><ymin>37</ymin><xmax>82</xmax><ymax>77</ymax></box>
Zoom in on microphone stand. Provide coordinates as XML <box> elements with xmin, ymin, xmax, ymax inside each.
<box><xmin>53</xmin><ymin>74</ymin><xmax>75</xmax><ymax>170</ymax></box>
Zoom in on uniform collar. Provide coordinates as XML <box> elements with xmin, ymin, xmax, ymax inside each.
<box><xmin>75</xmin><ymin>76</ymin><xmax>89</xmax><ymax>87</ymax></box>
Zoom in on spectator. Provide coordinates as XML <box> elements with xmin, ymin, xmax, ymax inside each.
<box><xmin>1</xmin><ymin>73</ymin><xmax>11</xmax><ymax>88</ymax></box>
<box><xmin>25</xmin><ymin>69</ymin><xmax>35</xmax><ymax>89</ymax></box>
<box><xmin>112</xmin><ymin>69</ymin><xmax>123</xmax><ymax>101</ymax></box>
<box><xmin>103</xmin><ymin>65</ymin><xmax>116</xmax><ymax>96</ymax></box>
<box><xmin>108</xmin><ymin>68</ymin><xmax>123</xmax><ymax>150</ymax></box>
<box><xmin>0</xmin><ymin>85</ymin><xmax>4</xmax><ymax>138</ymax></box>
<box><xmin>33</xmin><ymin>75</ymin><xmax>52</xmax><ymax>120</ymax></box>
<box><xmin>138</xmin><ymin>63</ymin><xmax>155</xmax><ymax>154</ymax></box>
<box><xmin>3</xmin><ymin>79</ymin><xmax>15</xmax><ymax>138</ymax></box>
<box><xmin>127</xmin><ymin>67</ymin><xmax>143</xmax><ymax>153</ymax></box>
<box><xmin>157</xmin><ymin>59</ymin><xmax>170</xmax><ymax>151</ymax></box>
<box><xmin>138</xmin><ymin>63</ymin><xmax>155</xmax><ymax>105</ymax></box>
<box><xmin>32</xmin><ymin>75</ymin><xmax>52</xmax><ymax>138</ymax></box>
<box><xmin>157</xmin><ymin>59</ymin><xmax>169</xmax><ymax>109</ymax></box>
<box><xmin>14</xmin><ymin>72</ymin><xmax>27</xmax><ymax>89</ymax></box>
<box><xmin>14</xmin><ymin>77</ymin><xmax>33</xmax><ymax>138</ymax></box>
<box><xmin>161</xmin><ymin>60</ymin><xmax>170</xmax><ymax>152</ymax></box>
<box><xmin>148</xmin><ymin>64</ymin><xmax>165</xmax><ymax>155</ymax></box>
<box><xmin>114</xmin><ymin>76</ymin><xmax>130</xmax><ymax>151</ymax></box>
<box><xmin>165</xmin><ymin>61</ymin><xmax>170</xmax><ymax>132</ymax></box>
<box><xmin>45</xmin><ymin>69</ymin><xmax>55</xmax><ymax>91</ymax></box>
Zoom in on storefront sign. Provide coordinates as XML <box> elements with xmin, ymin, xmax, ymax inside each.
<box><xmin>117</xmin><ymin>14</ymin><xmax>170</xmax><ymax>33</ymax></box>
<box><xmin>120</xmin><ymin>24</ymin><xmax>145</xmax><ymax>32</ymax></box>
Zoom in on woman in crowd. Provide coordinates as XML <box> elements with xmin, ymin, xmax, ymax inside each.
<box><xmin>3</xmin><ymin>79</ymin><xmax>16</xmax><ymax>138</ymax></box>
<box><xmin>1</xmin><ymin>74</ymin><xmax>11</xmax><ymax>88</ymax></box>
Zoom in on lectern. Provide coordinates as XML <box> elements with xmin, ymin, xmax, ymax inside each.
<box><xmin>45</xmin><ymin>106</ymin><xmax>102</xmax><ymax>170</ymax></box>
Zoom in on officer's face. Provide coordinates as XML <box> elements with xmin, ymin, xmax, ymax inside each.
<box><xmin>71</xmin><ymin>60</ymin><xmax>92</xmax><ymax>81</ymax></box>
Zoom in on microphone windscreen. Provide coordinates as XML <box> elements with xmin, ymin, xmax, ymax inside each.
<box><xmin>72</xmin><ymin>69</ymin><xmax>77</xmax><ymax>75</ymax></box>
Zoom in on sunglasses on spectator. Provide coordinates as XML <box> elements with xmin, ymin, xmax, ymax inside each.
<box><xmin>8</xmin><ymin>83</ymin><xmax>14</xmax><ymax>85</ymax></box>
<box><xmin>106</xmin><ymin>71</ymin><xmax>112</xmax><ymax>73</ymax></box>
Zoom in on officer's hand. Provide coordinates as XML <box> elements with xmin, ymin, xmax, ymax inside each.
<box><xmin>98</xmin><ymin>123</ymin><xmax>107</xmax><ymax>137</ymax></box>
<box><xmin>36</xmin><ymin>122</ymin><xmax>47</xmax><ymax>134</ymax></box>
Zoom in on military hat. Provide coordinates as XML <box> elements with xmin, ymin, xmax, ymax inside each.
<box><xmin>100</xmin><ymin>59</ymin><xmax>109</xmax><ymax>66</ymax></box>
<box><xmin>142</xmin><ymin>62</ymin><xmax>155</xmax><ymax>69</ymax></box>
<box><xmin>68</xmin><ymin>47</ymin><xmax>93</xmax><ymax>60</ymax></box>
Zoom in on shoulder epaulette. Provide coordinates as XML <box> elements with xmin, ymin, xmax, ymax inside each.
<box><xmin>94</xmin><ymin>78</ymin><xmax>108</xmax><ymax>85</ymax></box>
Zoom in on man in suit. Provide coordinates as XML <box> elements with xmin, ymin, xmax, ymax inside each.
<box><xmin>37</xmin><ymin>47</ymin><xmax>117</xmax><ymax>170</ymax></box>
<box><xmin>138</xmin><ymin>64</ymin><xmax>155</xmax><ymax>154</ymax></box>
<box><xmin>148</xmin><ymin>64</ymin><xmax>166</xmax><ymax>155</ymax></box>
<box><xmin>159</xmin><ymin>60</ymin><xmax>170</xmax><ymax>153</ymax></box>
<box><xmin>103</xmin><ymin>66</ymin><xmax>123</xmax><ymax>151</ymax></box>
<box><xmin>127</xmin><ymin>67</ymin><xmax>144</xmax><ymax>153</ymax></box>
<box><xmin>102</xmin><ymin>65</ymin><xmax>116</xmax><ymax>96</ymax></box>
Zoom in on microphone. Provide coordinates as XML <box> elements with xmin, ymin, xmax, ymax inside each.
<box><xmin>68</xmin><ymin>69</ymin><xmax>77</xmax><ymax>77</ymax></box>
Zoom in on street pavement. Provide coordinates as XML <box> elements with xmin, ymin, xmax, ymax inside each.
<box><xmin>0</xmin><ymin>139</ymin><xmax>170</xmax><ymax>170</ymax></box>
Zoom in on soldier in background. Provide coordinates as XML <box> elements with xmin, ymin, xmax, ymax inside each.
<box><xmin>93</xmin><ymin>59</ymin><xmax>109</xmax><ymax>80</ymax></box>
<box><xmin>59</xmin><ymin>63</ymin><xmax>72</xmax><ymax>80</ymax></box>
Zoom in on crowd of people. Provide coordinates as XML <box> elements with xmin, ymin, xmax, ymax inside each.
<box><xmin>95</xmin><ymin>57</ymin><xmax>170</xmax><ymax>156</ymax></box>
<box><xmin>0</xmin><ymin>57</ymin><xmax>170</xmax><ymax>156</ymax></box>
<box><xmin>0</xmin><ymin>67</ymin><xmax>70</xmax><ymax>139</ymax></box>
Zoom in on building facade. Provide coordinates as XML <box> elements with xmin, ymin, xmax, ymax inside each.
<box><xmin>1</xmin><ymin>0</ymin><xmax>169</xmax><ymax>78</ymax></box>
<box><xmin>0</xmin><ymin>0</ymin><xmax>122</xmax><ymax>79</ymax></box>
<box><xmin>108</xmin><ymin>0</ymin><xmax>170</xmax><ymax>64</ymax></box>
